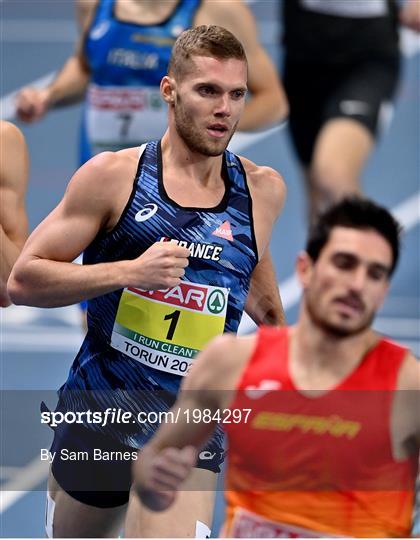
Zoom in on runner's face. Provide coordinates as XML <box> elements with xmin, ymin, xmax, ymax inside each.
<box><xmin>174</xmin><ymin>55</ymin><xmax>247</xmax><ymax>156</ymax></box>
<box><xmin>301</xmin><ymin>227</ymin><xmax>392</xmax><ymax>337</ymax></box>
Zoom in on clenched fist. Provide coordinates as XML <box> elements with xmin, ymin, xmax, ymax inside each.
<box><xmin>15</xmin><ymin>87</ymin><xmax>51</xmax><ymax>123</ymax></box>
<box><xmin>134</xmin><ymin>445</ymin><xmax>197</xmax><ymax>512</ymax></box>
<box><xmin>127</xmin><ymin>242</ymin><xmax>190</xmax><ymax>290</ymax></box>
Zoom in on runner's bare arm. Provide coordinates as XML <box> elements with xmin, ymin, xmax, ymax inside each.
<box><xmin>7</xmin><ymin>151</ymin><xmax>190</xmax><ymax>307</ymax></box>
<box><xmin>245</xmin><ymin>250</ymin><xmax>285</xmax><ymax>326</ymax></box>
<box><xmin>197</xmin><ymin>0</ymin><xmax>288</xmax><ymax>130</ymax></box>
<box><xmin>0</xmin><ymin>122</ymin><xmax>29</xmax><ymax>307</ymax></box>
<box><xmin>396</xmin><ymin>352</ymin><xmax>420</xmax><ymax>448</ymax></box>
<box><xmin>242</xmin><ymin>159</ymin><xmax>286</xmax><ymax>325</ymax></box>
<box><xmin>15</xmin><ymin>1</ymin><xmax>96</xmax><ymax>122</ymax></box>
<box><xmin>75</xmin><ymin>0</ymin><xmax>98</xmax><ymax>31</ymax></box>
<box><xmin>133</xmin><ymin>335</ymin><xmax>238</xmax><ymax>511</ymax></box>
<box><xmin>395</xmin><ymin>351</ymin><xmax>420</xmax><ymax>540</ymax></box>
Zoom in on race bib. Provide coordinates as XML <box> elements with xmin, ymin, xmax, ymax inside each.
<box><xmin>111</xmin><ymin>281</ymin><xmax>229</xmax><ymax>376</ymax></box>
<box><xmin>86</xmin><ymin>84</ymin><xmax>167</xmax><ymax>154</ymax></box>
<box><xmin>230</xmin><ymin>508</ymin><xmax>344</xmax><ymax>538</ymax></box>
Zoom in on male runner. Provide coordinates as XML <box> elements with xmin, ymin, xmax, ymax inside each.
<box><xmin>281</xmin><ymin>0</ymin><xmax>420</xmax><ymax>224</ymax></box>
<box><xmin>134</xmin><ymin>197</ymin><xmax>420</xmax><ymax>538</ymax></box>
<box><xmin>16</xmin><ymin>0</ymin><xmax>288</xmax><ymax>162</ymax></box>
<box><xmin>0</xmin><ymin>121</ymin><xmax>29</xmax><ymax>307</ymax></box>
<box><xmin>9</xmin><ymin>26</ymin><xmax>286</xmax><ymax>538</ymax></box>
<box><xmin>17</xmin><ymin>0</ymin><xmax>288</xmax><ymax>320</ymax></box>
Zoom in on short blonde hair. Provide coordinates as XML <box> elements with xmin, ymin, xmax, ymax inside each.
<box><xmin>168</xmin><ymin>25</ymin><xmax>247</xmax><ymax>79</ymax></box>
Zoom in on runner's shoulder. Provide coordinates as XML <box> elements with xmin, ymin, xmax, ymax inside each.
<box><xmin>65</xmin><ymin>149</ymin><xmax>139</xmax><ymax>206</ymax></box>
<box><xmin>82</xmin><ymin>147</ymin><xmax>138</xmax><ymax>180</ymax></box>
<box><xmin>240</xmin><ymin>156</ymin><xmax>286</xmax><ymax>207</ymax></box>
<box><xmin>0</xmin><ymin>120</ymin><xmax>25</xmax><ymax>143</ymax></box>
<box><xmin>397</xmin><ymin>350</ymin><xmax>420</xmax><ymax>391</ymax></box>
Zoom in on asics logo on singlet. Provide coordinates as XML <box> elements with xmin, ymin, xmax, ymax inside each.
<box><xmin>135</xmin><ymin>204</ymin><xmax>158</xmax><ymax>222</ymax></box>
<box><xmin>171</xmin><ymin>24</ymin><xmax>186</xmax><ymax>38</ymax></box>
<box><xmin>160</xmin><ymin>237</ymin><xmax>223</xmax><ymax>261</ymax></box>
<box><xmin>90</xmin><ymin>21</ymin><xmax>110</xmax><ymax>40</ymax></box>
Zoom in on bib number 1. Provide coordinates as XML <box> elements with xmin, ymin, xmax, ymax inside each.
<box><xmin>164</xmin><ymin>310</ymin><xmax>180</xmax><ymax>340</ymax></box>
<box><xmin>110</xmin><ymin>281</ymin><xmax>229</xmax><ymax>376</ymax></box>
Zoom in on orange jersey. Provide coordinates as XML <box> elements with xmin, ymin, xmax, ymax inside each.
<box><xmin>223</xmin><ymin>327</ymin><xmax>418</xmax><ymax>537</ymax></box>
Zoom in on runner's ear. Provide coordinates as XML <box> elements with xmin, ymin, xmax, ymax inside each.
<box><xmin>296</xmin><ymin>251</ymin><xmax>313</xmax><ymax>288</ymax></box>
<box><xmin>160</xmin><ymin>76</ymin><xmax>176</xmax><ymax>104</ymax></box>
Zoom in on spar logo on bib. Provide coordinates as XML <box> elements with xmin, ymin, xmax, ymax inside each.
<box><xmin>112</xmin><ymin>279</ymin><xmax>229</xmax><ymax>377</ymax></box>
<box><xmin>129</xmin><ymin>282</ymin><xmax>209</xmax><ymax>312</ymax></box>
<box><xmin>207</xmin><ymin>289</ymin><xmax>226</xmax><ymax>314</ymax></box>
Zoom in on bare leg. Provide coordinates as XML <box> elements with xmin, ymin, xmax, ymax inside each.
<box><xmin>125</xmin><ymin>467</ymin><xmax>217</xmax><ymax>538</ymax></box>
<box><xmin>306</xmin><ymin>118</ymin><xmax>373</xmax><ymax>224</ymax></box>
<box><xmin>47</xmin><ymin>469</ymin><xmax>127</xmax><ymax>538</ymax></box>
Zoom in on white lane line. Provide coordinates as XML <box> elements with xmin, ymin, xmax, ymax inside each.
<box><xmin>1</xmin><ymin>303</ymin><xmax>81</xmax><ymax>326</ymax></box>
<box><xmin>0</xmin><ymin>72</ymin><xmax>55</xmax><ymax>121</ymax></box>
<box><xmin>229</xmin><ymin>123</ymin><xmax>285</xmax><ymax>153</ymax></box>
<box><xmin>1</xmin><ymin>330</ymin><xmax>83</xmax><ymax>352</ymax></box>
<box><xmin>0</xmin><ymin>467</ymin><xmax>21</xmax><ymax>481</ymax></box>
<box><xmin>393</xmin><ymin>192</ymin><xmax>420</xmax><ymax>231</ymax></box>
<box><xmin>400</xmin><ymin>27</ymin><xmax>420</xmax><ymax>57</ymax></box>
<box><xmin>374</xmin><ymin>317</ymin><xmax>420</xmax><ymax>338</ymax></box>
<box><xmin>0</xmin><ymin>458</ymin><xmax>49</xmax><ymax>514</ymax></box>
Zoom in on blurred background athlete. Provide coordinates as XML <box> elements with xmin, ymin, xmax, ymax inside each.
<box><xmin>16</xmin><ymin>0</ymin><xmax>288</xmax><ymax>164</ymax></box>
<box><xmin>281</xmin><ymin>0</ymin><xmax>420</xmax><ymax>224</ymax></box>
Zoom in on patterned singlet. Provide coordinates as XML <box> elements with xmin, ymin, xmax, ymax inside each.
<box><xmin>57</xmin><ymin>140</ymin><xmax>258</xmax><ymax>448</ymax></box>
<box><xmin>224</xmin><ymin>326</ymin><xmax>418</xmax><ymax>538</ymax></box>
